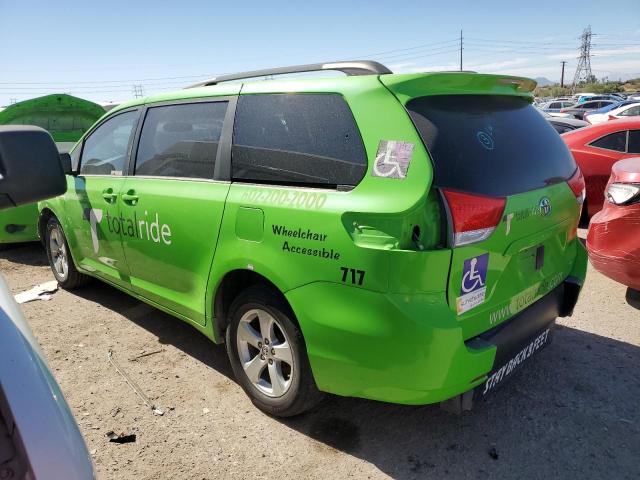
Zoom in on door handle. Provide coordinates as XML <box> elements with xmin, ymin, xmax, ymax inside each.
<box><xmin>121</xmin><ymin>190</ymin><xmax>139</xmax><ymax>205</ymax></box>
<box><xmin>102</xmin><ymin>188</ymin><xmax>117</xmax><ymax>203</ymax></box>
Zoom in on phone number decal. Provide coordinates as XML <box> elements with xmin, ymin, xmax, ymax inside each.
<box><xmin>240</xmin><ymin>188</ymin><xmax>327</xmax><ymax>210</ymax></box>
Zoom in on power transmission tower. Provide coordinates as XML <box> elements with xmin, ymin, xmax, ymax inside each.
<box><xmin>572</xmin><ymin>26</ymin><xmax>593</xmax><ymax>92</ymax></box>
<box><xmin>132</xmin><ymin>84</ymin><xmax>144</xmax><ymax>98</ymax></box>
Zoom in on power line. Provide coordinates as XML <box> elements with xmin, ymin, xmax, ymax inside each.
<box><xmin>460</xmin><ymin>30</ymin><xmax>463</xmax><ymax>71</ymax></box>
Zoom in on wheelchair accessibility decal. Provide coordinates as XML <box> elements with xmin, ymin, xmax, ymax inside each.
<box><xmin>372</xmin><ymin>140</ymin><xmax>414</xmax><ymax>179</ymax></box>
<box><xmin>456</xmin><ymin>253</ymin><xmax>489</xmax><ymax>315</ymax></box>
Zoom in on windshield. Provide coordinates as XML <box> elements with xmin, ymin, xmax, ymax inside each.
<box><xmin>406</xmin><ymin>95</ymin><xmax>577</xmax><ymax>197</ymax></box>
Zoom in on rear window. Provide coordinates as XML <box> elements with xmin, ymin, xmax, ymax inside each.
<box><xmin>406</xmin><ymin>95</ymin><xmax>576</xmax><ymax>197</ymax></box>
<box><xmin>590</xmin><ymin>131</ymin><xmax>627</xmax><ymax>152</ymax></box>
<box><xmin>232</xmin><ymin>94</ymin><xmax>367</xmax><ymax>188</ymax></box>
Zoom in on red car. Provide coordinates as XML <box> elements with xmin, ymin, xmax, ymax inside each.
<box><xmin>587</xmin><ymin>157</ymin><xmax>640</xmax><ymax>291</ymax></box>
<box><xmin>562</xmin><ymin>119</ymin><xmax>640</xmax><ymax>218</ymax></box>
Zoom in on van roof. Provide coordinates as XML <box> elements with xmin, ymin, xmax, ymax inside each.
<box><xmin>109</xmin><ymin>62</ymin><xmax>536</xmax><ymax>114</ymax></box>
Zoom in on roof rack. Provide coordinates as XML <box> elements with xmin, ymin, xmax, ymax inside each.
<box><xmin>185</xmin><ymin>60</ymin><xmax>392</xmax><ymax>89</ymax></box>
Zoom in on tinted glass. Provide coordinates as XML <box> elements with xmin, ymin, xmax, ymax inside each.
<box><xmin>591</xmin><ymin>131</ymin><xmax>627</xmax><ymax>152</ymax></box>
<box><xmin>581</xmin><ymin>101</ymin><xmax>600</xmax><ymax>109</ymax></box>
<box><xmin>406</xmin><ymin>95</ymin><xmax>576</xmax><ymax>196</ymax></box>
<box><xmin>232</xmin><ymin>94</ymin><xmax>367</xmax><ymax>187</ymax></box>
<box><xmin>80</xmin><ymin>111</ymin><xmax>138</xmax><ymax>175</ymax></box>
<box><xmin>550</xmin><ymin>102</ymin><xmax>560</xmax><ymax>109</ymax></box>
<box><xmin>552</xmin><ymin>123</ymin><xmax>574</xmax><ymax>134</ymax></box>
<box><xmin>619</xmin><ymin>105</ymin><xmax>640</xmax><ymax>117</ymax></box>
<box><xmin>627</xmin><ymin>130</ymin><xmax>640</xmax><ymax>154</ymax></box>
<box><xmin>135</xmin><ymin>102</ymin><xmax>227</xmax><ymax>179</ymax></box>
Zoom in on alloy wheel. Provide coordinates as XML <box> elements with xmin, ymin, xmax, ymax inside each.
<box><xmin>49</xmin><ymin>225</ymin><xmax>69</xmax><ymax>280</ymax></box>
<box><xmin>236</xmin><ymin>308</ymin><xmax>295</xmax><ymax>398</ymax></box>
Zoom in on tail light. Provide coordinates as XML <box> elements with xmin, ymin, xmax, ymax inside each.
<box><xmin>567</xmin><ymin>168</ymin><xmax>586</xmax><ymax>242</ymax></box>
<box><xmin>567</xmin><ymin>168</ymin><xmax>585</xmax><ymax>204</ymax></box>
<box><xmin>442</xmin><ymin>189</ymin><xmax>506</xmax><ymax>247</ymax></box>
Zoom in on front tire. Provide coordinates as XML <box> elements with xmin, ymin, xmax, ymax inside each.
<box><xmin>226</xmin><ymin>286</ymin><xmax>323</xmax><ymax>417</ymax></box>
<box><xmin>45</xmin><ymin>217</ymin><xmax>89</xmax><ymax>289</ymax></box>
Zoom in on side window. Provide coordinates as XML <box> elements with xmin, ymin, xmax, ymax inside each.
<box><xmin>619</xmin><ymin>106</ymin><xmax>640</xmax><ymax>117</ymax></box>
<box><xmin>231</xmin><ymin>94</ymin><xmax>367</xmax><ymax>188</ymax></box>
<box><xmin>135</xmin><ymin>102</ymin><xmax>227</xmax><ymax>179</ymax></box>
<box><xmin>628</xmin><ymin>130</ymin><xmax>640</xmax><ymax>154</ymax></box>
<box><xmin>590</xmin><ymin>131</ymin><xmax>627</xmax><ymax>152</ymax></box>
<box><xmin>80</xmin><ymin>111</ymin><xmax>138</xmax><ymax>175</ymax></box>
<box><xmin>552</xmin><ymin>123</ymin><xmax>573</xmax><ymax>135</ymax></box>
<box><xmin>550</xmin><ymin>102</ymin><xmax>560</xmax><ymax>109</ymax></box>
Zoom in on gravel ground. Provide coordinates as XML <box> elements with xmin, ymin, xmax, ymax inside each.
<box><xmin>1</xmin><ymin>230</ymin><xmax>639</xmax><ymax>480</ymax></box>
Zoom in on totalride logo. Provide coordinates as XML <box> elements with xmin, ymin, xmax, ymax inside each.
<box><xmin>84</xmin><ymin>208</ymin><xmax>172</xmax><ymax>253</ymax></box>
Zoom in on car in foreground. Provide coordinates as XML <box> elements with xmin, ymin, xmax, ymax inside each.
<box><xmin>587</xmin><ymin>157</ymin><xmax>640</xmax><ymax>291</ymax></box>
<box><xmin>561</xmin><ymin>99</ymin><xmax>617</xmax><ymax>120</ymax></box>
<box><xmin>562</xmin><ymin>119</ymin><xmax>640</xmax><ymax>218</ymax></box>
<box><xmin>539</xmin><ymin>110</ymin><xmax>588</xmax><ymax>134</ymax></box>
<box><xmin>0</xmin><ymin>126</ymin><xmax>94</xmax><ymax>478</ymax></box>
<box><xmin>38</xmin><ymin>61</ymin><xmax>587</xmax><ymax>416</ymax></box>
<box><xmin>584</xmin><ymin>102</ymin><xmax>640</xmax><ymax>125</ymax></box>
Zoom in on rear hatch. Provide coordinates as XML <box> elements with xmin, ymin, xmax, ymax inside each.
<box><xmin>383</xmin><ymin>81</ymin><xmax>583</xmax><ymax>339</ymax></box>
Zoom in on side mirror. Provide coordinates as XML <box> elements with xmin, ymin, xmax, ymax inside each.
<box><xmin>59</xmin><ymin>152</ymin><xmax>73</xmax><ymax>175</ymax></box>
<box><xmin>0</xmin><ymin>126</ymin><xmax>67</xmax><ymax>211</ymax></box>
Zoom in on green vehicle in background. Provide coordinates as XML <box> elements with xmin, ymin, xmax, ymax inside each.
<box><xmin>38</xmin><ymin>62</ymin><xmax>588</xmax><ymax>416</ymax></box>
<box><xmin>0</xmin><ymin>94</ymin><xmax>104</xmax><ymax>247</ymax></box>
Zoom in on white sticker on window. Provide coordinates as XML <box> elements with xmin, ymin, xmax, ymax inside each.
<box><xmin>372</xmin><ymin>140</ymin><xmax>414</xmax><ymax>179</ymax></box>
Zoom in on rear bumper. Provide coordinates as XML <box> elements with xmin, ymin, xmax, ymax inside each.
<box><xmin>465</xmin><ymin>282</ymin><xmax>565</xmax><ymax>397</ymax></box>
<box><xmin>287</xmin><ymin>271</ymin><xmax>585</xmax><ymax>406</ymax></box>
<box><xmin>587</xmin><ymin>204</ymin><xmax>640</xmax><ymax>290</ymax></box>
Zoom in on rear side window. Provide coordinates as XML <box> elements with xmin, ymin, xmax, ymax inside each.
<box><xmin>135</xmin><ymin>102</ymin><xmax>227</xmax><ymax>179</ymax></box>
<box><xmin>590</xmin><ymin>131</ymin><xmax>627</xmax><ymax>152</ymax></box>
<box><xmin>406</xmin><ymin>95</ymin><xmax>576</xmax><ymax>197</ymax></box>
<box><xmin>231</xmin><ymin>94</ymin><xmax>367</xmax><ymax>188</ymax></box>
<box><xmin>627</xmin><ymin>130</ymin><xmax>640</xmax><ymax>154</ymax></box>
<box><xmin>620</xmin><ymin>105</ymin><xmax>640</xmax><ymax>117</ymax></box>
<box><xmin>551</xmin><ymin>123</ymin><xmax>574</xmax><ymax>135</ymax></box>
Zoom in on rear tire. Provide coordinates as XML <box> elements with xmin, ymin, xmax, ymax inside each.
<box><xmin>44</xmin><ymin>217</ymin><xmax>89</xmax><ymax>289</ymax></box>
<box><xmin>226</xmin><ymin>286</ymin><xmax>323</xmax><ymax>417</ymax></box>
<box><xmin>579</xmin><ymin>199</ymin><xmax>590</xmax><ymax>228</ymax></box>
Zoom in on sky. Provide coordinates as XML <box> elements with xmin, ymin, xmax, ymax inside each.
<box><xmin>0</xmin><ymin>0</ymin><xmax>639</xmax><ymax>106</ymax></box>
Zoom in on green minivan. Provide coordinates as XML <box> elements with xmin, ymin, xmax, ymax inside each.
<box><xmin>38</xmin><ymin>61</ymin><xmax>587</xmax><ymax>416</ymax></box>
<box><xmin>0</xmin><ymin>94</ymin><xmax>104</xmax><ymax>247</ymax></box>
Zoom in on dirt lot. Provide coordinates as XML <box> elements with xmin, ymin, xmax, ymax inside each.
<box><xmin>1</xmin><ymin>231</ymin><xmax>639</xmax><ymax>480</ymax></box>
